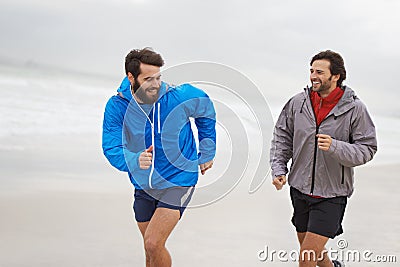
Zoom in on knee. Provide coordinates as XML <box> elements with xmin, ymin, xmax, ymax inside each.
<box><xmin>299</xmin><ymin>250</ymin><xmax>314</xmax><ymax>262</ymax></box>
<box><xmin>144</xmin><ymin>236</ymin><xmax>163</xmax><ymax>256</ymax></box>
<box><xmin>299</xmin><ymin>244</ymin><xmax>325</xmax><ymax>263</ymax></box>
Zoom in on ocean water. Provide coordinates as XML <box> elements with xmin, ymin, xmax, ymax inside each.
<box><xmin>0</xmin><ymin>63</ymin><xmax>398</xmax><ymax>168</ymax></box>
<box><xmin>0</xmin><ymin>65</ymin><xmax>112</xmax><ymax>139</ymax></box>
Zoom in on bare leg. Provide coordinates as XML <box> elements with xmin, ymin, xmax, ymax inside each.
<box><xmin>137</xmin><ymin>221</ymin><xmax>150</xmax><ymax>267</ymax></box>
<box><xmin>297</xmin><ymin>232</ymin><xmax>306</xmax><ymax>244</ymax></box>
<box><xmin>298</xmin><ymin>232</ymin><xmax>333</xmax><ymax>267</ymax></box>
<box><xmin>143</xmin><ymin>208</ymin><xmax>180</xmax><ymax>267</ymax></box>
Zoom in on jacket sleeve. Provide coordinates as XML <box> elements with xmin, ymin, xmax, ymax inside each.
<box><xmin>180</xmin><ymin>84</ymin><xmax>217</xmax><ymax>164</ymax></box>
<box><xmin>327</xmin><ymin>101</ymin><xmax>377</xmax><ymax>167</ymax></box>
<box><xmin>270</xmin><ymin>99</ymin><xmax>295</xmax><ymax>178</ymax></box>
<box><xmin>102</xmin><ymin>97</ymin><xmax>140</xmax><ymax>172</ymax></box>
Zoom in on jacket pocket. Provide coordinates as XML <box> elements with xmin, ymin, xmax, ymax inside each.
<box><xmin>341</xmin><ymin>165</ymin><xmax>344</xmax><ymax>184</ymax></box>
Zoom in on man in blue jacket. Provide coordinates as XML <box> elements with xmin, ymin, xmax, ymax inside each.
<box><xmin>102</xmin><ymin>48</ymin><xmax>216</xmax><ymax>266</ymax></box>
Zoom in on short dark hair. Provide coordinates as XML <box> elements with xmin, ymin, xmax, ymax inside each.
<box><xmin>125</xmin><ymin>47</ymin><xmax>164</xmax><ymax>77</ymax></box>
<box><xmin>310</xmin><ymin>50</ymin><xmax>347</xmax><ymax>87</ymax></box>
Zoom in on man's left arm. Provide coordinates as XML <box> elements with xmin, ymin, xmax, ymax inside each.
<box><xmin>181</xmin><ymin>84</ymin><xmax>217</xmax><ymax>174</ymax></box>
<box><xmin>320</xmin><ymin>102</ymin><xmax>377</xmax><ymax>167</ymax></box>
<box><xmin>195</xmin><ymin>111</ymin><xmax>216</xmax><ymax>175</ymax></box>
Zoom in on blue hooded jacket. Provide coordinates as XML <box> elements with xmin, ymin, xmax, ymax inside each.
<box><xmin>102</xmin><ymin>77</ymin><xmax>216</xmax><ymax>189</ymax></box>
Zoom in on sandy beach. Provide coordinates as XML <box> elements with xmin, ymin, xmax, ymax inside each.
<box><xmin>1</xmin><ymin>132</ymin><xmax>399</xmax><ymax>267</ymax></box>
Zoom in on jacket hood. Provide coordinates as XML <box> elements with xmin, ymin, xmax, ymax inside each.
<box><xmin>333</xmin><ymin>86</ymin><xmax>357</xmax><ymax>116</ymax></box>
<box><xmin>117</xmin><ymin>76</ymin><xmax>132</xmax><ymax>101</ymax></box>
<box><xmin>117</xmin><ymin>76</ymin><xmax>168</xmax><ymax>102</ymax></box>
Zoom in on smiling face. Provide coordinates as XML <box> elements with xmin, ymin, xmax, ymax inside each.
<box><xmin>310</xmin><ymin>59</ymin><xmax>340</xmax><ymax>97</ymax></box>
<box><xmin>128</xmin><ymin>63</ymin><xmax>161</xmax><ymax>104</ymax></box>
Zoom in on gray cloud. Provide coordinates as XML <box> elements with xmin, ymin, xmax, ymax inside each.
<box><xmin>0</xmin><ymin>0</ymin><xmax>399</xmax><ymax>98</ymax></box>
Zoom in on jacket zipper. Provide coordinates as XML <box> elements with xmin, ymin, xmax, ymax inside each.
<box><xmin>309</xmin><ymin>91</ymin><xmax>342</xmax><ymax>193</ymax></box>
<box><xmin>310</xmin><ymin>126</ymin><xmax>319</xmax><ymax>195</ymax></box>
<box><xmin>311</xmin><ymin>99</ymin><xmax>324</xmax><ymax>194</ymax></box>
<box><xmin>308</xmin><ymin>90</ymin><xmax>319</xmax><ymax>195</ymax></box>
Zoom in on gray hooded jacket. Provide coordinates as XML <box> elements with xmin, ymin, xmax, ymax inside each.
<box><xmin>270</xmin><ymin>86</ymin><xmax>377</xmax><ymax>197</ymax></box>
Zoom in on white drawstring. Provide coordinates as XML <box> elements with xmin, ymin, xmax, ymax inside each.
<box><xmin>149</xmin><ymin>104</ymin><xmax>155</xmax><ymax>188</ymax></box>
<box><xmin>132</xmin><ymin>96</ymin><xmax>156</xmax><ymax>189</ymax></box>
<box><xmin>158</xmin><ymin>103</ymin><xmax>161</xmax><ymax>134</ymax></box>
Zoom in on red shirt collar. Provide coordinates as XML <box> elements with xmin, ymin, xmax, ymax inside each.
<box><xmin>310</xmin><ymin>87</ymin><xmax>344</xmax><ymax>126</ymax></box>
<box><xmin>311</xmin><ymin>86</ymin><xmax>344</xmax><ymax>103</ymax></box>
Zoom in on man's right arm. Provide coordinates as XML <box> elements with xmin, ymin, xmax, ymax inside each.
<box><xmin>270</xmin><ymin>99</ymin><xmax>295</xmax><ymax>180</ymax></box>
<box><xmin>102</xmin><ymin>97</ymin><xmax>140</xmax><ymax>172</ymax></box>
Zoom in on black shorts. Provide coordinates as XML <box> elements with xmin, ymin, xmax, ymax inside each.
<box><xmin>290</xmin><ymin>187</ymin><xmax>347</xmax><ymax>239</ymax></box>
<box><xmin>133</xmin><ymin>186</ymin><xmax>195</xmax><ymax>222</ymax></box>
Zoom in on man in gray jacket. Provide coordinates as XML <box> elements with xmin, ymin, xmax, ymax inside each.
<box><xmin>270</xmin><ymin>50</ymin><xmax>377</xmax><ymax>267</ymax></box>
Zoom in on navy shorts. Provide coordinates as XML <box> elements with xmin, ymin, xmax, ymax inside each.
<box><xmin>133</xmin><ymin>186</ymin><xmax>195</xmax><ymax>222</ymax></box>
<box><xmin>290</xmin><ymin>187</ymin><xmax>347</xmax><ymax>238</ymax></box>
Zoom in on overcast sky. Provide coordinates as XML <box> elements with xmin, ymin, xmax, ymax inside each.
<box><xmin>1</xmin><ymin>0</ymin><xmax>399</xmax><ymax>108</ymax></box>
